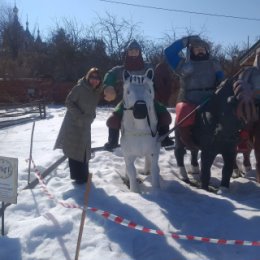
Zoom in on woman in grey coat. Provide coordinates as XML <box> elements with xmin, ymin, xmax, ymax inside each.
<box><xmin>54</xmin><ymin>67</ymin><xmax>102</xmax><ymax>183</ymax></box>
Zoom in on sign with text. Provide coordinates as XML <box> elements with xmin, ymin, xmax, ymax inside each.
<box><xmin>0</xmin><ymin>156</ymin><xmax>18</xmax><ymax>204</ymax></box>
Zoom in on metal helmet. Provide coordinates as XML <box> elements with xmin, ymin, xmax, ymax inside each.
<box><xmin>189</xmin><ymin>38</ymin><xmax>209</xmax><ymax>51</ymax></box>
<box><xmin>127</xmin><ymin>39</ymin><xmax>142</xmax><ymax>51</ymax></box>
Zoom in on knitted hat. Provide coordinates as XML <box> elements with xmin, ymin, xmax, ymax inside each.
<box><xmin>127</xmin><ymin>40</ymin><xmax>142</xmax><ymax>51</ymax></box>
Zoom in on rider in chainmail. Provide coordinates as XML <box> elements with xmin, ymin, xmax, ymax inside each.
<box><xmin>164</xmin><ymin>35</ymin><xmax>224</xmax><ymax>180</ymax></box>
<box><xmin>165</xmin><ymin>35</ymin><xmax>224</xmax><ymax>150</ymax></box>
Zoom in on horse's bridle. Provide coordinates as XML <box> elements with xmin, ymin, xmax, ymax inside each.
<box><xmin>123</xmin><ymin>100</ymin><xmax>157</xmax><ymax>137</ymax></box>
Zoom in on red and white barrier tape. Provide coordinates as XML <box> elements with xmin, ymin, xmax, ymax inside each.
<box><xmin>31</xmin><ymin>160</ymin><xmax>260</xmax><ymax>247</ymax></box>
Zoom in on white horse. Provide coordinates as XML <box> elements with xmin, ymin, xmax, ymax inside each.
<box><xmin>120</xmin><ymin>68</ymin><xmax>161</xmax><ymax>193</ymax></box>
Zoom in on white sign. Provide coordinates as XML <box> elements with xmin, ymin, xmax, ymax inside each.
<box><xmin>0</xmin><ymin>156</ymin><xmax>18</xmax><ymax>204</ymax></box>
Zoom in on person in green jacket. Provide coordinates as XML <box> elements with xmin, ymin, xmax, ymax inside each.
<box><xmin>54</xmin><ymin>68</ymin><xmax>102</xmax><ymax>184</ymax></box>
<box><xmin>103</xmin><ymin>39</ymin><xmax>174</xmax><ymax>150</ymax></box>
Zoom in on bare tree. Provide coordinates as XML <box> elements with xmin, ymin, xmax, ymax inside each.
<box><xmin>0</xmin><ymin>3</ymin><xmax>12</xmax><ymax>44</ymax></box>
<box><xmin>91</xmin><ymin>12</ymin><xmax>140</xmax><ymax>63</ymax></box>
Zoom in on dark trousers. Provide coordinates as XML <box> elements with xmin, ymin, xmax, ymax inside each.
<box><xmin>68</xmin><ymin>157</ymin><xmax>89</xmax><ymax>182</ymax></box>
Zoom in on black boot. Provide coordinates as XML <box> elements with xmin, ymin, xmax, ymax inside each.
<box><xmin>69</xmin><ymin>159</ymin><xmax>89</xmax><ymax>184</ymax></box>
<box><xmin>104</xmin><ymin>128</ymin><xmax>120</xmax><ymax>151</ymax></box>
<box><xmin>159</xmin><ymin>126</ymin><xmax>175</xmax><ymax>148</ymax></box>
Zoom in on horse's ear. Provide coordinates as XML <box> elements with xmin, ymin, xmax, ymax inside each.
<box><xmin>123</xmin><ymin>70</ymin><xmax>131</xmax><ymax>81</ymax></box>
<box><xmin>145</xmin><ymin>68</ymin><xmax>154</xmax><ymax>80</ymax></box>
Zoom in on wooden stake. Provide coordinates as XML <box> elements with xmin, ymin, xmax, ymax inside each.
<box><xmin>75</xmin><ymin>174</ymin><xmax>92</xmax><ymax>260</ymax></box>
<box><xmin>1</xmin><ymin>202</ymin><xmax>4</xmax><ymax>236</ymax></box>
<box><xmin>28</xmin><ymin>121</ymin><xmax>35</xmax><ymax>184</ymax></box>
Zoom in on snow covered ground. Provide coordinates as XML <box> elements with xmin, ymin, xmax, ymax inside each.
<box><xmin>0</xmin><ymin>105</ymin><xmax>260</xmax><ymax>260</ymax></box>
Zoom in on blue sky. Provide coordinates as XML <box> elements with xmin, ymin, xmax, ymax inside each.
<box><xmin>3</xmin><ymin>0</ymin><xmax>260</xmax><ymax>48</ymax></box>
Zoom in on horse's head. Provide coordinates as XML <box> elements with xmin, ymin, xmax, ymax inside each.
<box><xmin>123</xmin><ymin>68</ymin><xmax>155</xmax><ymax>119</ymax></box>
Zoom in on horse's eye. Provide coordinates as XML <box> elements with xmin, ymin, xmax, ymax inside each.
<box><xmin>127</xmin><ymin>90</ymin><xmax>130</xmax><ymax>94</ymax></box>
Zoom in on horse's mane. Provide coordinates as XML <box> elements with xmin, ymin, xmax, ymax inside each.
<box><xmin>123</xmin><ymin>68</ymin><xmax>154</xmax><ymax>85</ymax></box>
<box><xmin>232</xmin><ymin>66</ymin><xmax>257</xmax><ymax>82</ymax></box>
<box><xmin>215</xmin><ymin>67</ymin><xmax>250</xmax><ymax>93</ymax></box>
<box><xmin>215</xmin><ymin>66</ymin><xmax>258</xmax><ymax>98</ymax></box>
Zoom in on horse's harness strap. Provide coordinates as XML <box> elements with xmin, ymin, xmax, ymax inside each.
<box><xmin>187</xmin><ymin>87</ymin><xmax>216</xmax><ymax>92</ymax></box>
<box><xmin>146</xmin><ymin>113</ymin><xmax>157</xmax><ymax>137</ymax></box>
<box><xmin>123</xmin><ymin>131</ymin><xmax>154</xmax><ymax>137</ymax></box>
<box><xmin>123</xmin><ymin>103</ymin><xmax>157</xmax><ymax>138</ymax></box>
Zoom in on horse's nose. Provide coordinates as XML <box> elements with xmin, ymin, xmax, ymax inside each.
<box><xmin>133</xmin><ymin>100</ymin><xmax>148</xmax><ymax>119</ymax></box>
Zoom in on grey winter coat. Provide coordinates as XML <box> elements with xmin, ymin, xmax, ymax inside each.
<box><xmin>54</xmin><ymin>77</ymin><xmax>102</xmax><ymax>162</ymax></box>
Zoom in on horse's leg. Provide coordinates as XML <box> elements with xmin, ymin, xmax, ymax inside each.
<box><xmin>232</xmin><ymin>152</ymin><xmax>244</xmax><ymax>178</ymax></box>
<box><xmin>254</xmin><ymin>120</ymin><xmax>260</xmax><ymax>183</ymax></box>
<box><xmin>174</xmin><ymin>129</ymin><xmax>189</xmax><ymax>181</ymax></box>
<box><xmin>125</xmin><ymin>156</ymin><xmax>139</xmax><ymax>193</ymax></box>
<box><xmin>144</xmin><ymin>155</ymin><xmax>151</xmax><ymax>175</ymax></box>
<box><xmin>255</xmin><ymin>148</ymin><xmax>260</xmax><ymax>183</ymax></box>
<box><xmin>232</xmin><ymin>150</ymin><xmax>252</xmax><ymax>178</ymax></box>
<box><xmin>200</xmin><ymin>149</ymin><xmax>216</xmax><ymax>190</ymax></box>
<box><xmin>149</xmin><ymin>152</ymin><xmax>160</xmax><ymax>189</ymax></box>
<box><xmin>243</xmin><ymin>150</ymin><xmax>252</xmax><ymax>172</ymax></box>
<box><xmin>221</xmin><ymin>146</ymin><xmax>237</xmax><ymax>188</ymax></box>
<box><xmin>190</xmin><ymin>149</ymin><xmax>200</xmax><ymax>174</ymax></box>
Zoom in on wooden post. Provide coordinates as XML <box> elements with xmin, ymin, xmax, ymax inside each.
<box><xmin>75</xmin><ymin>174</ymin><xmax>92</xmax><ymax>260</ymax></box>
<box><xmin>28</xmin><ymin>121</ymin><xmax>35</xmax><ymax>184</ymax></box>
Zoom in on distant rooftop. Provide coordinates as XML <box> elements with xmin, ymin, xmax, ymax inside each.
<box><xmin>239</xmin><ymin>39</ymin><xmax>260</xmax><ymax>66</ymax></box>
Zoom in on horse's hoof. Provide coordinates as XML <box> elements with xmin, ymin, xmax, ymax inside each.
<box><xmin>232</xmin><ymin>168</ymin><xmax>242</xmax><ymax>178</ymax></box>
<box><xmin>130</xmin><ymin>184</ymin><xmax>140</xmax><ymax>193</ymax></box>
<box><xmin>130</xmin><ymin>189</ymin><xmax>140</xmax><ymax>193</ymax></box>
<box><xmin>200</xmin><ymin>184</ymin><xmax>209</xmax><ymax>191</ymax></box>
<box><xmin>152</xmin><ymin>181</ymin><xmax>160</xmax><ymax>189</ymax></box>
<box><xmin>190</xmin><ymin>165</ymin><xmax>200</xmax><ymax>174</ymax></box>
<box><xmin>179</xmin><ymin>167</ymin><xmax>189</xmax><ymax>180</ymax></box>
<box><xmin>182</xmin><ymin>178</ymin><xmax>190</xmax><ymax>184</ymax></box>
<box><xmin>217</xmin><ymin>186</ymin><xmax>230</xmax><ymax>195</ymax></box>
